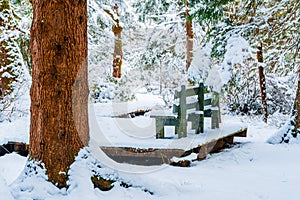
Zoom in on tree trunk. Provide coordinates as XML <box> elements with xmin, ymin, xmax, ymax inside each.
<box><xmin>291</xmin><ymin>72</ymin><xmax>300</xmax><ymax>137</ymax></box>
<box><xmin>0</xmin><ymin>77</ymin><xmax>3</xmax><ymax>96</ymax></box>
<box><xmin>30</xmin><ymin>0</ymin><xmax>89</xmax><ymax>188</ymax></box>
<box><xmin>257</xmin><ymin>42</ymin><xmax>268</xmax><ymax>123</ymax></box>
<box><xmin>185</xmin><ymin>0</ymin><xmax>194</xmax><ymax>72</ymax></box>
<box><xmin>105</xmin><ymin>4</ymin><xmax>123</xmax><ymax>78</ymax></box>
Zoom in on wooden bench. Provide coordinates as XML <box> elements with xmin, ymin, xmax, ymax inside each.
<box><xmin>150</xmin><ymin>83</ymin><xmax>220</xmax><ymax>139</ymax></box>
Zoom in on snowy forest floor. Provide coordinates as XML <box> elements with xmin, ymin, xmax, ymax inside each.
<box><xmin>1</xmin><ymin>92</ymin><xmax>300</xmax><ymax>200</ymax></box>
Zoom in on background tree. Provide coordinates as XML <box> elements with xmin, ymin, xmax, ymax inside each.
<box><xmin>130</xmin><ymin>0</ymin><xmax>187</xmax><ymax>101</ymax></box>
<box><xmin>30</xmin><ymin>0</ymin><xmax>89</xmax><ymax>188</ymax></box>
<box><xmin>191</xmin><ymin>0</ymin><xmax>299</xmax><ymax>118</ymax></box>
<box><xmin>104</xmin><ymin>4</ymin><xmax>123</xmax><ymax>78</ymax></box>
<box><xmin>257</xmin><ymin>42</ymin><xmax>268</xmax><ymax>123</ymax></box>
<box><xmin>0</xmin><ymin>0</ymin><xmax>30</xmax><ymax>119</ymax></box>
<box><xmin>276</xmin><ymin>70</ymin><xmax>300</xmax><ymax>143</ymax></box>
<box><xmin>185</xmin><ymin>0</ymin><xmax>194</xmax><ymax>71</ymax></box>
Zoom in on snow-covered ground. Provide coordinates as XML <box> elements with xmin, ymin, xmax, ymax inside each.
<box><xmin>1</xmin><ymin>93</ymin><xmax>299</xmax><ymax>200</ymax></box>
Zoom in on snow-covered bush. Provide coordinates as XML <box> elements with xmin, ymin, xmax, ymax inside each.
<box><xmin>90</xmin><ymin>82</ymin><xmax>116</xmax><ymax>103</ymax></box>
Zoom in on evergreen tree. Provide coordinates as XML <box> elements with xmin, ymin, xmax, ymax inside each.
<box><xmin>0</xmin><ymin>0</ymin><xmax>29</xmax><ymax>117</ymax></box>
<box><xmin>191</xmin><ymin>0</ymin><xmax>299</xmax><ymax>116</ymax></box>
<box><xmin>131</xmin><ymin>0</ymin><xmax>187</xmax><ymax>98</ymax></box>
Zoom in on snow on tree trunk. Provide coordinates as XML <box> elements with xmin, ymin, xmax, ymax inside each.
<box><xmin>257</xmin><ymin>42</ymin><xmax>268</xmax><ymax>123</ymax></box>
<box><xmin>30</xmin><ymin>0</ymin><xmax>89</xmax><ymax>188</ymax></box>
<box><xmin>186</xmin><ymin>0</ymin><xmax>193</xmax><ymax>72</ymax></box>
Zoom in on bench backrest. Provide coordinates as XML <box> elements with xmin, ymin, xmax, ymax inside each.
<box><xmin>172</xmin><ymin>83</ymin><xmax>219</xmax><ymax>135</ymax></box>
<box><xmin>173</xmin><ymin>83</ymin><xmax>211</xmax><ymax>114</ymax></box>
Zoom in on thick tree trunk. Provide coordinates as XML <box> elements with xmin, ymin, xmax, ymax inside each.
<box><xmin>186</xmin><ymin>0</ymin><xmax>194</xmax><ymax>72</ymax></box>
<box><xmin>30</xmin><ymin>0</ymin><xmax>89</xmax><ymax>188</ymax></box>
<box><xmin>257</xmin><ymin>42</ymin><xmax>268</xmax><ymax>123</ymax></box>
<box><xmin>291</xmin><ymin>73</ymin><xmax>300</xmax><ymax>137</ymax></box>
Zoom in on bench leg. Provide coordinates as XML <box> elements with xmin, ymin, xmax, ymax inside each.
<box><xmin>197</xmin><ymin>114</ymin><xmax>204</xmax><ymax>134</ymax></box>
<box><xmin>155</xmin><ymin>118</ymin><xmax>165</xmax><ymax>139</ymax></box>
<box><xmin>177</xmin><ymin>120</ymin><xmax>187</xmax><ymax>138</ymax></box>
<box><xmin>211</xmin><ymin>109</ymin><xmax>219</xmax><ymax>129</ymax></box>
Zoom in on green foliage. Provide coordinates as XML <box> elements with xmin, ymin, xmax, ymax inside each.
<box><xmin>202</xmin><ymin>0</ymin><xmax>299</xmax><ymax>116</ymax></box>
<box><xmin>208</xmin><ymin>24</ymin><xmax>231</xmax><ymax>58</ymax></box>
<box><xmin>189</xmin><ymin>0</ymin><xmax>234</xmax><ymax>24</ymax></box>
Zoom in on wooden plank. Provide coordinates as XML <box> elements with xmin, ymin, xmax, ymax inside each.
<box><xmin>152</xmin><ymin>117</ymin><xmax>179</xmax><ymax>138</ymax></box>
<box><xmin>173</xmin><ymin>104</ymin><xmax>179</xmax><ymax>113</ymax></box>
<box><xmin>211</xmin><ymin>109</ymin><xmax>219</xmax><ymax>129</ymax></box>
<box><xmin>165</xmin><ymin>118</ymin><xmax>179</xmax><ymax>126</ymax></box>
<box><xmin>150</xmin><ymin>115</ymin><xmax>177</xmax><ymax>119</ymax></box>
<box><xmin>177</xmin><ymin>85</ymin><xmax>187</xmax><ymax>138</ymax></box>
<box><xmin>197</xmin><ymin>144</ymin><xmax>207</xmax><ymax>160</ymax></box>
<box><xmin>174</xmin><ymin>100</ymin><xmax>210</xmax><ymax>113</ymax></box>
<box><xmin>99</xmin><ymin>127</ymin><xmax>247</xmax><ymax>165</ymax></box>
<box><xmin>196</xmin><ymin>134</ymin><xmax>237</xmax><ymax>160</ymax></box>
<box><xmin>174</xmin><ymin>86</ymin><xmax>199</xmax><ymax>99</ymax></box>
<box><xmin>204</xmin><ymin>109</ymin><xmax>211</xmax><ymax>117</ymax></box>
<box><xmin>0</xmin><ymin>142</ymin><xmax>29</xmax><ymax>157</ymax></box>
<box><xmin>204</xmin><ymin>98</ymin><xmax>211</xmax><ymax>106</ymax></box>
<box><xmin>175</xmin><ymin>85</ymin><xmax>211</xmax><ymax>99</ymax></box>
<box><xmin>155</xmin><ymin>118</ymin><xmax>164</xmax><ymax>138</ymax></box>
<box><xmin>224</xmin><ymin>136</ymin><xmax>234</xmax><ymax>144</ymax></box>
<box><xmin>211</xmin><ymin>92</ymin><xmax>220</xmax><ymax>129</ymax></box>
<box><xmin>232</xmin><ymin>128</ymin><xmax>247</xmax><ymax>137</ymax></box>
<box><xmin>186</xmin><ymin>87</ymin><xmax>199</xmax><ymax>97</ymax></box>
<box><xmin>188</xmin><ymin>113</ymin><xmax>200</xmax><ymax>130</ymax></box>
<box><xmin>198</xmin><ymin>83</ymin><xmax>204</xmax><ymax>133</ymax></box>
<box><xmin>186</xmin><ymin>102</ymin><xmax>199</xmax><ymax>110</ymax></box>
<box><xmin>100</xmin><ymin>147</ymin><xmax>185</xmax><ymax>165</ymax></box>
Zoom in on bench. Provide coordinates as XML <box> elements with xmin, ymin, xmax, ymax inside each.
<box><xmin>150</xmin><ymin>83</ymin><xmax>220</xmax><ymax>139</ymax></box>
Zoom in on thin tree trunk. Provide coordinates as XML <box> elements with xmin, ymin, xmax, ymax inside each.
<box><xmin>30</xmin><ymin>0</ymin><xmax>89</xmax><ymax>188</ymax></box>
<box><xmin>159</xmin><ymin>59</ymin><xmax>162</xmax><ymax>95</ymax></box>
<box><xmin>0</xmin><ymin>77</ymin><xmax>4</xmax><ymax>96</ymax></box>
<box><xmin>186</xmin><ymin>0</ymin><xmax>194</xmax><ymax>72</ymax></box>
<box><xmin>257</xmin><ymin>42</ymin><xmax>268</xmax><ymax>123</ymax></box>
<box><xmin>291</xmin><ymin>72</ymin><xmax>300</xmax><ymax>137</ymax></box>
<box><xmin>105</xmin><ymin>5</ymin><xmax>123</xmax><ymax>78</ymax></box>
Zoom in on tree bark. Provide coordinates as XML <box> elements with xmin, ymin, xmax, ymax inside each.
<box><xmin>185</xmin><ymin>0</ymin><xmax>194</xmax><ymax>72</ymax></box>
<box><xmin>105</xmin><ymin>4</ymin><xmax>123</xmax><ymax>78</ymax></box>
<box><xmin>257</xmin><ymin>42</ymin><xmax>268</xmax><ymax>123</ymax></box>
<box><xmin>30</xmin><ymin>0</ymin><xmax>89</xmax><ymax>188</ymax></box>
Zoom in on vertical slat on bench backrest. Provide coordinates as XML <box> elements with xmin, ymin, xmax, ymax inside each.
<box><xmin>211</xmin><ymin>92</ymin><xmax>220</xmax><ymax>129</ymax></box>
<box><xmin>177</xmin><ymin>85</ymin><xmax>187</xmax><ymax>138</ymax></box>
<box><xmin>197</xmin><ymin>83</ymin><xmax>204</xmax><ymax>133</ymax></box>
